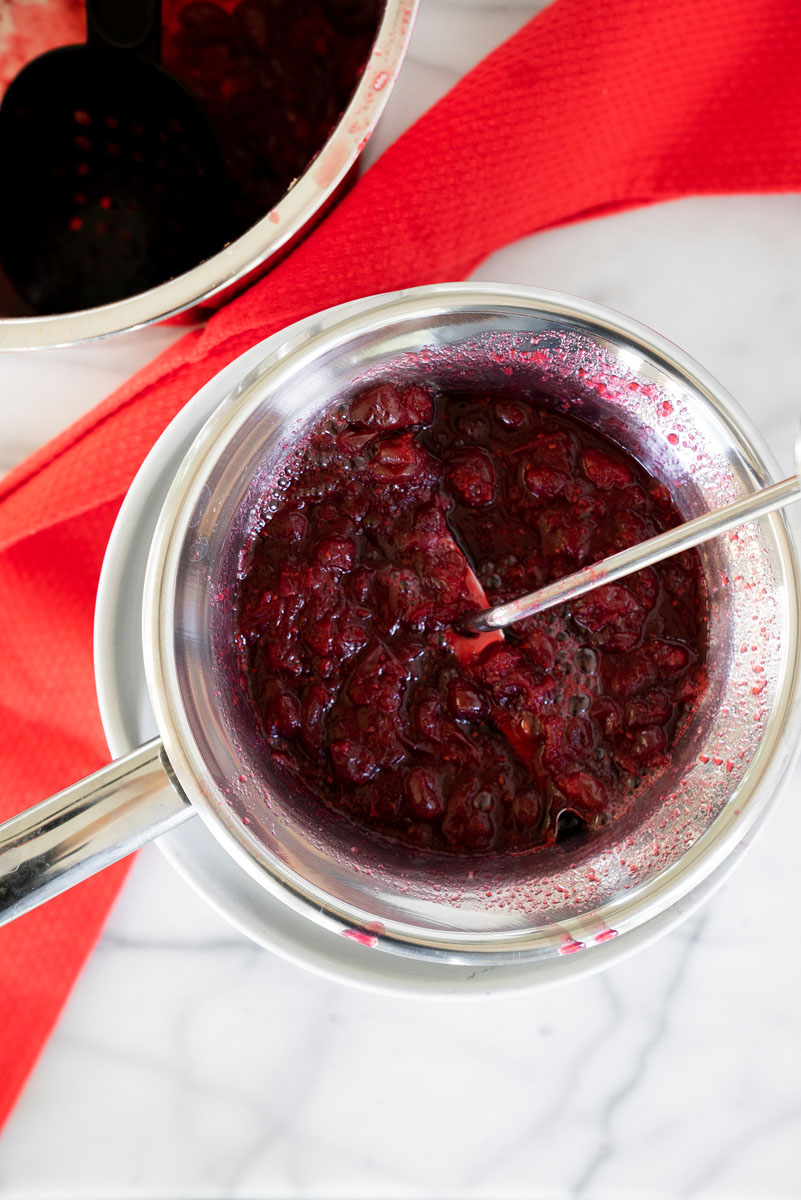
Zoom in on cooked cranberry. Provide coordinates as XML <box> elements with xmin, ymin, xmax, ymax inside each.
<box><xmin>347</xmin><ymin>566</ymin><xmax>372</xmax><ymax>603</ymax></box>
<box><xmin>591</xmin><ymin>697</ymin><xmax>622</xmax><ymax>735</ymax></box>
<box><xmin>330</xmin><ymin>740</ymin><xmax>378</xmax><ymax>783</ymax></box>
<box><xmin>540</xmin><ymin>716</ymin><xmax>571</xmax><ymax>770</ymax></box>
<box><xmin>402</xmin><ymin>386</ymin><xmax>434</xmax><ymax>425</ymax></box>
<box><xmin>581</xmin><ymin>448</ymin><xmax>635</xmax><ymax>489</ymax></box>
<box><xmin>299</xmin><ymin>683</ymin><xmax>332</xmax><ymax>759</ymax></box>
<box><xmin>566</xmin><ymin>716</ymin><xmax>595</xmax><ymax>755</ymax></box>
<box><xmin>648</xmin><ymin>638</ymin><xmax>691</xmax><ymax>674</ymax></box>
<box><xmin>491</xmin><ymin>668</ymin><xmax>551</xmax><ymax>710</ymax></box>
<box><xmin>276</xmin><ymin>561</ymin><xmax>309</xmax><ymax>598</ymax></box>
<box><xmin>348</xmin><ymin>645</ymin><xmax>407</xmax><ymax>710</ymax></box>
<box><xmin>526</xmin><ymin>629</ymin><xmax>557</xmax><ymax>670</ymax></box>
<box><xmin>418</xmin><ymin>502</ymin><xmax>450</xmax><ymax>534</ymax></box>
<box><xmin>442</xmin><ymin>784</ymin><xmax>495</xmax><ymax>851</ymax></box>
<box><xmin>339</xmin><ymin>430</ymin><xmax>377</xmax><ymax>456</ymax></box>
<box><xmin>350</xmin><ymin>708</ymin><xmax>404</xmax><ymax>769</ymax></box>
<box><xmin>422</xmin><ymin>549</ymin><xmax>468</xmax><ymax>604</ymax></box>
<box><xmin>629</xmin><ymin>567</ymin><xmax>659</xmax><ymax>612</ymax></box>
<box><xmin>312</xmin><ymin>535</ymin><xmax>357</xmax><ymax>572</ymax></box>
<box><xmin>269</xmin><ymin>510</ymin><xmax>307</xmax><ymax>543</ymax></box>
<box><xmin>634</xmin><ymin>726</ymin><xmax>668</xmax><ymax>757</ymax></box>
<box><xmin>624</xmin><ymin>484</ymin><xmax>649</xmax><ymax>511</ymax></box>
<box><xmin>603</xmin><ymin>651</ymin><xmax>655</xmax><ymax>698</ymax></box>
<box><xmin>516</xmin><ymin>429</ymin><xmax>576</xmax><ymax>472</ymax></box>
<box><xmin>445</xmin><ymin>678</ymin><xmax>488</xmax><ymax>721</ymax></box>
<box><xmin>472</xmin><ymin>643</ymin><xmax>524</xmax><ymax>688</ymax></box>
<box><xmin>348</xmin><ymin>384</ymin><xmax>435</xmax><ymax>433</ymax></box>
<box><xmin>559</xmin><ymin>771</ymin><xmax>608</xmax><ymax>813</ymax></box>
<box><xmin>369</xmin><ymin>434</ymin><xmax>428</xmax><ymax>481</ymax></box>
<box><xmin>613</xmin><ymin>726</ymin><xmax>668</xmax><ymax>774</ymax></box>
<box><xmin>661</xmin><ymin>562</ymin><xmax>692</xmax><ymax>597</ymax></box>
<box><xmin>360</xmin><ymin>779</ymin><xmax>402</xmax><ymax>825</ymax></box>
<box><xmin>494</xmin><ymin>401</ymin><xmax>526</xmax><ymax>428</ymax></box>
<box><xmin>446</xmin><ymin>448</ymin><xmax>496</xmax><ymax>507</ymax></box>
<box><xmin>332</xmin><ymin>612</ymin><xmax>369</xmax><ymax>660</ymax></box>
<box><xmin>261</xmin><ymin>686</ymin><xmax>301</xmax><ymax>739</ymax></box>
<box><xmin>573</xmin><ymin>585</ymin><xmax>641</xmax><ymax>632</ymax></box>
<box><xmin>537</xmin><ymin>507</ymin><xmax>593</xmax><ymax>561</ymax></box>
<box><xmin>412</xmin><ymin>690</ymin><xmax>447</xmax><ymax>742</ymax></box>
<box><xmin>512</xmin><ymin>790</ymin><xmax>544</xmax><ymax>830</ymax></box>
<box><xmin>624</xmin><ymin>689</ymin><xmax>674</xmax><ymax>728</ymax></box>
<box><xmin>523</xmin><ymin>465</ymin><xmax>569</xmax><ymax>500</ymax></box>
<box><xmin>349</xmin><ymin>384</ymin><xmax>407</xmax><ymax>431</ymax></box>
<box><xmin>393</xmin><ymin>638</ymin><xmax>427</xmax><ymax>666</ymax></box>
<box><xmin>370</xmin><ymin>566</ymin><xmax>427</xmax><ymax>628</ymax></box>
<box><xmin>235</xmin><ymin>386</ymin><xmax>707</xmax><ymax>854</ymax></box>
<box><xmin>303</xmin><ymin>612</ymin><xmax>336</xmax><ymax>656</ymax></box>
<box><xmin>457</xmin><ymin>414</ymin><xmax>491</xmax><ymax>441</ymax></box>
<box><xmin>265</xmin><ymin>639</ymin><xmax>303</xmax><ymax>676</ymax></box>
<box><xmin>404</xmin><ymin>767</ymin><xmax>445</xmax><ymax>820</ymax></box>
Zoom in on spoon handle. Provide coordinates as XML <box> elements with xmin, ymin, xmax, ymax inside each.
<box><xmin>464</xmin><ymin>474</ymin><xmax>801</xmax><ymax>634</ymax></box>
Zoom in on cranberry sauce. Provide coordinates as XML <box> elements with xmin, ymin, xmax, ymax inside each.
<box><xmin>234</xmin><ymin>384</ymin><xmax>708</xmax><ymax>855</ymax></box>
<box><xmin>164</xmin><ymin>0</ymin><xmax>382</xmax><ymax>236</ymax></box>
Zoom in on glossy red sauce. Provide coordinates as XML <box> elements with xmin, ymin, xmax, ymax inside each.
<box><xmin>235</xmin><ymin>383</ymin><xmax>708</xmax><ymax>854</ymax></box>
<box><xmin>164</xmin><ymin>0</ymin><xmax>382</xmax><ymax>235</ymax></box>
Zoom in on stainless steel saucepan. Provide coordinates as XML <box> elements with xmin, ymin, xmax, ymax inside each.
<box><xmin>1</xmin><ymin>284</ymin><xmax>799</xmax><ymax>969</ymax></box>
<box><xmin>0</xmin><ymin>0</ymin><xmax>416</xmax><ymax>349</ymax></box>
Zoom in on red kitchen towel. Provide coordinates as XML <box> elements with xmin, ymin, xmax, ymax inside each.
<box><xmin>1</xmin><ymin>0</ymin><xmax>801</xmax><ymax>1131</ymax></box>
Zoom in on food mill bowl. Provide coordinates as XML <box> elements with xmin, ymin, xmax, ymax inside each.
<box><xmin>0</xmin><ymin>0</ymin><xmax>416</xmax><ymax>349</ymax></box>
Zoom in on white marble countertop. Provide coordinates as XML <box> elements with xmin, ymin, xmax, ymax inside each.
<box><xmin>3</xmin><ymin>2</ymin><xmax>801</xmax><ymax>1197</ymax></box>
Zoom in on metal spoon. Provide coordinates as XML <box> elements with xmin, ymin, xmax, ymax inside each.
<box><xmin>464</xmin><ymin>455</ymin><xmax>801</xmax><ymax>635</ymax></box>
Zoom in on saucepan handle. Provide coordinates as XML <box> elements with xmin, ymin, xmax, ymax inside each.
<box><xmin>0</xmin><ymin>738</ymin><xmax>193</xmax><ymax>928</ymax></box>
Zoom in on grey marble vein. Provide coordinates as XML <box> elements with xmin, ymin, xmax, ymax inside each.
<box><xmin>570</xmin><ymin>914</ymin><xmax>709</xmax><ymax>1197</ymax></box>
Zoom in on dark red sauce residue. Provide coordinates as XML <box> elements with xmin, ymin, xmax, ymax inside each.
<box><xmin>235</xmin><ymin>384</ymin><xmax>708</xmax><ymax>855</ymax></box>
<box><xmin>164</xmin><ymin>0</ymin><xmax>382</xmax><ymax>234</ymax></box>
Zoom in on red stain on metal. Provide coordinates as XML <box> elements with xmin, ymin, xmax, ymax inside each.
<box><xmin>342</xmin><ymin>929</ymin><xmax>378</xmax><ymax>948</ymax></box>
<box><xmin>313</xmin><ymin>139</ymin><xmax>351</xmax><ymax>189</ymax></box>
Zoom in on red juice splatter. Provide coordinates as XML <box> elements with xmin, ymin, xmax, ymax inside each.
<box><xmin>559</xmin><ymin>936</ymin><xmax>586</xmax><ymax>955</ymax></box>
